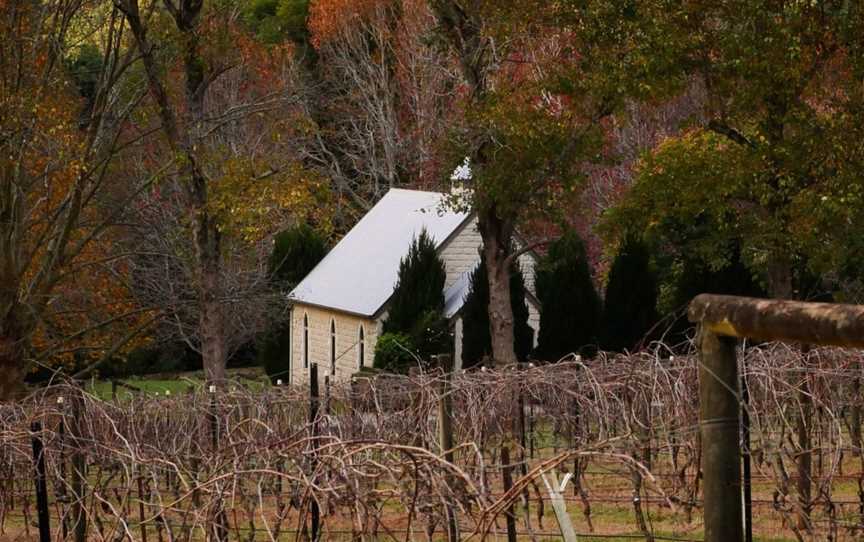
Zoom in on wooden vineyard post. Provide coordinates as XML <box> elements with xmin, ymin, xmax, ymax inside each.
<box><xmin>208</xmin><ymin>386</ymin><xmax>228</xmax><ymax>542</ymax></box>
<box><xmin>697</xmin><ymin>329</ymin><xmax>743</xmax><ymax>542</ymax></box>
<box><xmin>741</xmin><ymin>356</ymin><xmax>753</xmax><ymax>542</ymax></box>
<box><xmin>851</xmin><ymin>375</ymin><xmax>862</xmax><ymax>456</ymax></box>
<box><xmin>30</xmin><ymin>421</ymin><xmax>51</xmax><ymax>542</ymax></box>
<box><xmin>434</xmin><ymin>354</ymin><xmax>459</xmax><ymax>542</ymax></box>
<box><xmin>688</xmin><ymin>294</ymin><xmax>864</xmax><ymax>541</ymax></box>
<box><xmin>56</xmin><ymin>397</ymin><xmax>69</xmax><ymax>540</ymax></box>
<box><xmin>309</xmin><ymin>364</ymin><xmax>321</xmax><ymax>541</ymax></box>
<box><xmin>500</xmin><ymin>445</ymin><xmax>517</xmax><ymax>542</ymax></box>
<box><xmin>323</xmin><ymin>375</ymin><xmax>331</xmax><ymax>417</ymax></box>
<box><xmin>137</xmin><ymin>475</ymin><xmax>148</xmax><ymax>542</ymax></box>
<box><xmin>70</xmin><ymin>394</ymin><xmax>87</xmax><ymax>542</ymax></box>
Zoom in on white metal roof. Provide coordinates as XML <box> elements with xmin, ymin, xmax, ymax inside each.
<box><xmin>289</xmin><ymin>189</ymin><xmax>471</xmax><ymax>317</ymax></box>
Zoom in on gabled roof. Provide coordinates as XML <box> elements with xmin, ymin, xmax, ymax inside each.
<box><xmin>289</xmin><ymin>189</ymin><xmax>471</xmax><ymax>317</ymax></box>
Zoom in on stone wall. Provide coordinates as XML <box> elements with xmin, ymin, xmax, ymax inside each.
<box><xmin>290</xmin><ymin>303</ymin><xmax>381</xmax><ymax>385</ymax></box>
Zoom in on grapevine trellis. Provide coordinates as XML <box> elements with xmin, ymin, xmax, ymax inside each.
<box><xmin>1</xmin><ymin>345</ymin><xmax>864</xmax><ymax>541</ymax></box>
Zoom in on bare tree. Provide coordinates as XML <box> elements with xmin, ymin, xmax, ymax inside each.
<box><xmin>114</xmin><ymin>0</ymin><xmax>328</xmax><ymax>382</ymax></box>
<box><xmin>295</xmin><ymin>0</ymin><xmax>457</xmax><ymax>220</ymax></box>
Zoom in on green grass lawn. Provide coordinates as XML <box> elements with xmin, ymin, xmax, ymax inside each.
<box><xmin>83</xmin><ymin>367</ymin><xmax>269</xmax><ymax>400</ymax></box>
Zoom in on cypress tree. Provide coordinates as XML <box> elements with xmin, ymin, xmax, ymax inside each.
<box><xmin>375</xmin><ymin>229</ymin><xmax>448</xmax><ymax>370</ymax></box>
<box><xmin>269</xmin><ymin>224</ymin><xmax>328</xmax><ymax>285</ymax></box>
<box><xmin>259</xmin><ymin>225</ymin><xmax>327</xmax><ymax>383</ymax></box>
<box><xmin>663</xmin><ymin>246</ymin><xmax>767</xmax><ymax>347</ymax></box>
<box><xmin>601</xmin><ymin>235</ymin><xmax>660</xmax><ymax>353</ymax></box>
<box><xmin>461</xmin><ymin>255</ymin><xmax>534</xmax><ymax>368</ymax></box>
<box><xmin>535</xmin><ymin>231</ymin><xmax>602</xmax><ymax>361</ymax></box>
<box><xmin>383</xmin><ymin>229</ymin><xmax>446</xmax><ymax>335</ymax></box>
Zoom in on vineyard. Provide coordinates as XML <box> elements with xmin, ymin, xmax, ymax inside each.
<box><xmin>2</xmin><ymin>345</ymin><xmax>864</xmax><ymax>541</ymax></box>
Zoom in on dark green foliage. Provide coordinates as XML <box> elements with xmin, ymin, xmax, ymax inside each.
<box><xmin>461</xmin><ymin>256</ymin><xmax>534</xmax><ymax>368</ymax></box>
<box><xmin>260</xmin><ymin>225</ymin><xmax>327</xmax><ymax>382</ymax></box>
<box><xmin>511</xmin><ymin>266</ymin><xmax>534</xmax><ymax>362</ymax></box>
<box><xmin>66</xmin><ymin>44</ymin><xmax>102</xmax><ymax>102</ymax></box>
<box><xmin>461</xmin><ymin>260</ymin><xmax>491</xmax><ymax>368</ymax></box>
<box><xmin>256</xmin><ymin>326</ymin><xmax>291</xmax><ymax>384</ymax></box>
<box><xmin>601</xmin><ymin>236</ymin><xmax>660</xmax><ymax>353</ymax></box>
<box><xmin>373</xmin><ymin>332</ymin><xmax>418</xmax><ymax>374</ymax></box>
<box><xmin>242</xmin><ymin>0</ymin><xmax>311</xmax><ymax>45</ymax></box>
<box><xmin>663</xmin><ymin>248</ymin><xmax>766</xmax><ymax>348</ymax></box>
<box><xmin>378</xmin><ymin>229</ymin><xmax>448</xmax><ymax>368</ymax></box>
<box><xmin>407</xmin><ymin>309</ymin><xmax>450</xmax><ymax>361</ymax></box>
<box><xmin>535</xmin><ymin>231</ymin><xmax>602</xmax><ymax>361</ymax></box>
<box><xmin>269</xmin><ymin>225</ymin><xmax>328</xmax><ymax>286</ymax></box>
<box><xmin>384</xmin><ymin>230</ymin><xmax>446</xmax><ymax>332</ymax></box>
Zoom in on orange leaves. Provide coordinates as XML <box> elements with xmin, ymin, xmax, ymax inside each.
<box><xmin>308</xmin><ymin>0</ymin><xmax>386</xmax><ymax>47</ymax></box>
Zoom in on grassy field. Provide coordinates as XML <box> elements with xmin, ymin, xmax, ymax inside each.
<box><xmin>82</xmin><ymin>367</ymin><xmax>270</xmax><ymax>400</ymax></box>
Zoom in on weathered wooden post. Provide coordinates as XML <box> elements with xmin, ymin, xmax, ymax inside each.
<box><xmin>500</xmin><ymin>445</ymin><xmax>517</xmax><ymax>542</ymax></box>
<box><xmin>70</xmin><ymin>393</ymin><xmax>87</xmax><ymax>542</ymax></box>
<box><xmin>30</xmin><ymin>421</ymin><xmax>51</xmax><ymax>542</ymax></box>
<box><xmin>697</xmin><ymin>328</ymin><xmax>743</xmax><ymax>542</ymax></box>
<box><xmin>309</xmin><ymin>364</ymin><xmax>321</xmax><ymax>541</ymax></box>
<box><xmin>689</xmin><ymin>294</ymin><xmax>864</xmax><ymax>542</ymax></box>
<box><xmin>434</xmin><ymin>354</ymin><xmax>459</xmax><ymax>542</ymax></box>
<box><xmin>137</xmin><ymin>475</ymin><xmax>148</xmax><ymax>542</ymax></box>
<box><xmin>740</xmin><ymin>360</ymin><xmax>753</xmax><ymax>542</ymax></box>
<box><xmin>56</xmin><ymin>397</ymin><xmax>69</xmax><ymax>541</ymax></box>
<box><xmin>207</xmin><ymin>386</ymin><xmax>228</xmax><ymax>542</ymax></box>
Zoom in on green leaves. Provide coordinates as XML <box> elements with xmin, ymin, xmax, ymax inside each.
<box><xmin>381</xmin><ymin>229</ymin><xmax>448</xmax><ymax>365</ymax></box>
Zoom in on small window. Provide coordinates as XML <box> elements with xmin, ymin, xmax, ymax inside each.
<box><xmin>358</xmin><ymin>325</ymin><xmax>366</xmax><ymax>368</ymax></box>
<box><xmin>303</xmin><ymin>313</ymin><xmax>309</xmax><ymax>369</ymax></box>
<box><xmin>330</xmin><ymin>319</ymin><xmax>337</xmax><ymax>375</ymax></box>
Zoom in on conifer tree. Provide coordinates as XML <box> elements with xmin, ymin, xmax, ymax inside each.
<box><xmin>259</xmin><ymin>225</ymin><xmax>327</xmax><ymax>383</ymax></box>
<box><xmin>383</xmin><ymin>229</ymin><xmax>446</xmax><ymax>335</ymax></box>
<box><xmin>662</xmin><ymin>247</ymin><xmax>767</xmax><ymax>347</ymax></box>
<box><xmin>461</xmin><ymin>256</ymin><xmax>533</xmax><ymax>368</ymax></box>
<box><xmin>601</xmin><ymin>236</ymin><xmax>660</xmax><ymax>353</ymax></box>
<box><xmin>375</xmin><ymin>229</ymin><xmax>448</xmax><ymax>371</ymax></box>
<box><xmin>535</xmin><ymin>231</ymin><xmax>602</xmax><ymax>361</ymax></box>
<box><xmin>269</xmin><ymin>225</ymin><xmax>328</xmax><ymax>285</ymax></box>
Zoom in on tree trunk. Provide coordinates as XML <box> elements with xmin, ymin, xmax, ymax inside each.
<box><xmin>185</xmin><ymin>26</ymin><xmax>226</xmax><ymax>387</ymax></box>
<box><xmin>196</xmin><ymin>217</ymin><xmax>226</xmax><ymax>385</ymax></box>
<box><xmin>767</xmin><ymin>253</ymin><xmax>793</xmax><ymax>300</ymax></box>
<box><xmin>479</xmin><ymin>206</ymin><xmax>517</xmax><ymax>366</ymax></box>
<box><xmin>119</xmin><ymin>0</ymin><xmax>227</xmax><ymax>386</ymax></box>
<box><xmin>427</xmin><ymin>1</ymin><xmax>518</xmax><ymax>365</ymax></box>
<box><xmin>0</xmin><ymin>332</ymin><xmax>27</xmax><ymax>402</ymax></box>
<box><xmin>768</xmin><ymin>253</ymin><xmax>812</xmax><ymax>529</ymax></box>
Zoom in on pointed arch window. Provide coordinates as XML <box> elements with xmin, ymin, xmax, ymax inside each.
<box><xmin>358</xmin><ymin>325</ymin><xmax>366</xmax><ymax>369</ymax></box>
<box><xmin>330</xmin><ymin>319</ymin><xmax>337</xmax><ymax>375</ymax></box>
<box><xmin>303</xmin><ymin>313</ymin><xmax>309</xmax><ymax>369</ymax></box>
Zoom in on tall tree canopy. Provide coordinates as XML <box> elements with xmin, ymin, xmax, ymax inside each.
<box><xmin>603</xmin><ymin>1</ymin><xmax>864</xmax><ymax>300</ymax></box>
<box><xmin>601</xmin><ymin>236</ymin><xmax>660</xmax><ymax>353</ymax></box>
<box><xmin>535</xmin><ymin>231</ymin><xmax>602</xmax><ymax>361</ymax></box>
<box><xmin>429</xmin><ymin>0</ymin><xmax>687</xmax><ymax>364</ymax></box>
<box><xmin>114</xmin><ymin>0</ymin><xmax>329</xmax><ymax>384</ymax></box>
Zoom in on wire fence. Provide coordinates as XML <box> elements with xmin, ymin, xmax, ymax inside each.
<box><xmin>2</xmin><ymin>344</ymin><xmax>864</xmax><ymax>541</ymax></box>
